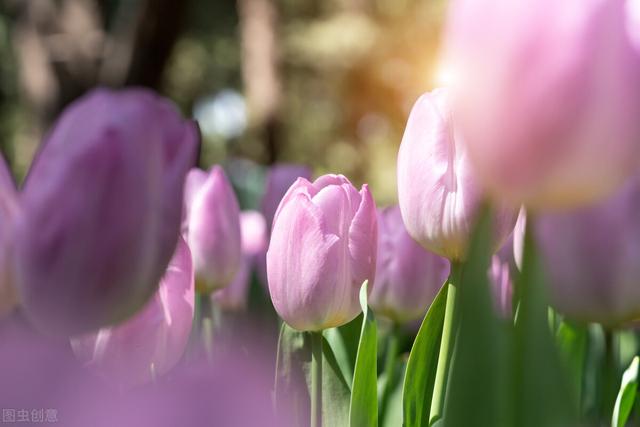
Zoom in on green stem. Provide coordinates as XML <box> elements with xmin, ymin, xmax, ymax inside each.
<box><xmin>429</xmin><ymin>262</ymin><xmax>463</xmax><ymax>425</ymax></box>
<box><xmin>310</xmin><ymin>331</ymin><xmax>323</xmax><ymax>427</ymax></box>
<box><xmin>602</xmin><ymin>330</ymin><xmax>619</xmax><ymax>422</ymax></box>
<box><xmin>200</xmin><ymin>293</ymin><xmax>214</xmax><ymax>361</ymax></box>
<box><xmin>380</xmin><ymin>325</ymin><xmax>400</xmax><ymax>421</ymax></box>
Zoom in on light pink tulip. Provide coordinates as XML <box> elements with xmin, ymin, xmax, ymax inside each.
<box><xmin>214</xmin><ymin>211</ymin><xmax>267</xmax><ymax>311</ymax></box>
<box><xmin>267</xmin><ymin>174</ymin><xmax>377</xmax><ymax>331</ymax></box>
<box><xmin>370</xmin><ymin>206</ymin><xmax>450</xmax><ymax>323</ymax></box>
<box><xmin>397</xmin><ymin>89</ymin><xmax>517</xmax><ymax>261</ymax></box>
<box><xmin>70</xmin><ymin>237</ymin><xmax>195</xmax><ymax>388</ymax></box>
<box><xmin>184</xmin><ymin>166</ymin><xmax>242</xmax><ymax>293</ymax></box>
<box><xmin>443</xmin><ymin>0</ymin><xmax>640</xmax><ymax>209</ymax></box>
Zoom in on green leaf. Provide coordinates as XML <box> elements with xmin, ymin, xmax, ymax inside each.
<box><xmin>612</xmin><ymin>356</ymin><xmax>639</xmax><ymax>427</ymax></box>
<box><xmin>556</xmin><ymin>321</ymin><xmax>587</xmax><ymax>410</ymax></box>
<box><xmin>401</xmin><ymin>281</ymin><xmax>448</xmax><ymax>427</ymax></box>
<box><xmin>349</xmin><ymin>281</ymin><xmax>378</xmax><ymax>427</ymax></box>
<box><xmin>380</xmin><ymin>361</ymin><xmax>405</xmax><ymax>427</ymax></box>
<box><xmin>512</xmin><ymin>212</ymin><xmax>575</xmax><ymax>427</ymax></box>
<box><xmin>443</xmin><ymin>205</ymin><xmax>509</xmax><ymax>427</ymax></box>
<box><xmin>274</xmin><ymin>323</ymin><xmax>352</xmax><ymax>427</ymax></box>
<box><xmin>325</xmin><ymin>313</ymin><xmax>362</xmax><ymax>387</ymax></box>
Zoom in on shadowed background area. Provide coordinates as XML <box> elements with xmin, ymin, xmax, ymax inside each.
<box><xmin>0</xmin><ymin>0</ymin><xmax>445</xmax><ymax>206</ymax></box>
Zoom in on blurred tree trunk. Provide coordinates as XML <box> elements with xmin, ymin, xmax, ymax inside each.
<box><xmin>237</xmin><ymin>0</ymin><xmax>281</xmax><ymax>164</ymax></box>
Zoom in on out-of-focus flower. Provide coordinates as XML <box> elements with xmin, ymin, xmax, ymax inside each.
<box><xmin>15</xmin><ymin>89</ymin><xmax>198</xmax><ymax>336</ymax></box>
<box><xmin>261</xmin><ymin>164</ymin><xmax>312</xmax><ymax>232</ymax></box>
<box><xmin>70</xmin><ymin>237</ymin><xmax>194</xmax><ymax>388</ymax></box>
<box><xmin>443</xmin><ymin>0</ymin><xmax>640</xmax><ymax>209</ymax></box>
<box><xmin>267</xmin><ymin>174</ymin><xmax>377</xmax><ymax>331</ymax></box>
<box><xmin>0</xmin><ymin>154</ymin><xmax>18</xmax><ymax>318</ymax></box>
<box><xmin>184</xmin><ymin>166</ymin><xmax>242</xmax><ymax>293</ymax></box>
<box><xmin>535</xmin><ymin>177</ymin><xmax>640</xmax><ymax>324</ymax></box>
<box><xmin>369</xmin><ymin>206</ymin><xmax>450</xmax><ymax>323</ymax></box>
<box><xmin>488</xmin><ymin>254</ymin><xmax>513</xmax><ymax>318</ymax></box>
<box><xmin>397</xmin><ymin>89</ymin><xmax>517</xmax><ymax>261</ymax></box>
<box><xmin>0</xmin><ymin>314</ymin><xmax>288</xmax><ymax>427</ymax></box>
<box><xmin>512</xmin><ymin>208</ymin><xmax>527</xmax><ymax>270</ymax></box>
<box><xmin>214</xmin><ymin>211</ymin><xmax>267</xmax><ymax>311</ymax></box>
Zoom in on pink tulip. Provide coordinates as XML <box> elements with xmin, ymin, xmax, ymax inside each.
<box><xmin>535</xmin><ymin>176</ymin><xmax>640</xmax><ymax>324</ymax></box>
<box><xmin>397</xmin><ymin>89</ymin><xmax>517</xmax><ymax>261</ymax></box>
<box><xmin>70</xmin><ymin>237</ymin><xmax>194</xmax><ymax>388</ymax></box>
<box><xmin>214</xmin><ymin>211</ymin><xmax>267</xmax><ymax>311</ymax></box>
<box><xmin>261</xmin><ymin>164</ymin><xmax>312</xmax><ymax>231</ymax></box>
<box><xmin>369</xmin><ymin>206</ymin><xmax>450</xmax><ymax>323</ymax></box>
<box><xmin>488</xmin><ymin>255</ymin><xmax>513</xmax><ymax>318</ymax></box>
<box><xmin>443</xmin><ymin>0</ymin><xmax>640</xmax><ymax>209</ymax></box>
<box><xmin>184</xmin><ymin>166</ymin><xmax>242</xmax><ymax>293</ymax></box>
<box><xmin>15</xmin><ymin>89</ymin><xmax>198</xmax><ymax>336</ymax></box>
<box><xmin>267</xmin><ymin>174</ymin><xmax>377</xmax><ymax>331</ymax></box>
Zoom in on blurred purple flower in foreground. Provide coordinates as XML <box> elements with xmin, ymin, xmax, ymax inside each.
<box><xmin>535</xmin><ymin>176</ymin><xmax>640</xmax><ymax>324</ymax></box>
<box><xmin>444</xmin><ymin>0</ymin><xmax>640</xmax><ymax>209</ymax></box>
<box><xmin>0</xmin><ymin>315</ymin><xmax>286</xmax><ymax>427</ymax></box>
<box><xmin>397</xmin><ymin>88</ymin><xmax>517</xmax><ymax>261</ymax></box>
<box><xmin>71</xmin><ymin>237</ymin><xmax>194</xmax><ymax>388</ymax></box>
<box><xmin>267</xmin><ymin>174</ymin><xmax>377</xmax><ymax>331</ymax></box>
<box><xmin>14</xmin><ymin>88</ymin><xmax>198</xmax><ymax>336</ymax></box>
<box><xmin>370</xmin><ymin>205</ymin><xmax>449</xmax><ymax>324</ymax></box>
<box><xmin>261</xmin><ymin>163</ymin><xmax>312</xmax><ymax>232</ymax></box>
<box><xmin>214</xmin><ymin>210</ymin><xmax>267</xmax><ymax>311</ymax></box>
<box><xmin>0</xmin><ymin>154</ymin><xmax>18</xmax><ymax>319</ymax></box>
<box><xmin>184</xmin><ymin>166</ymin><xmax>242</xmax><ymax>293</ymax></box>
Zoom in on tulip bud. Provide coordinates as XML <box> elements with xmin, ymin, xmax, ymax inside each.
<box><xmin>261</xmin><ymin>164</ymin><xmax>312</xmax><ymax>231</ymax></box>
<box><xmin>488</xmin><ymin>255</ymin><xmax>513</xmax><ymax>319</ymax></box>
<box><xmin>15</xmin><ymin>89</ymin><xmax>198</xmax><ymax>336</ymax></box>
<box><xmin>70</xmin><ymin>237</ymin><xmax>195</xmax><ymax>388</ymax></box>
<box><xmin>369</xmin><ymin>206</ymin><xmax>449</xmax><ymax>324</ymax></box>
<box><xmin>214</xmin><ymin>211</ymin><xmax>267</xmax><ymax>311</ymax></box>
<box><xmin>535</xmin><ymin>176</ymin><xmax>640</xmax><ymax>324</ymax></box>
<box><xmin>267</xmin><ymin>174</ymin><xmax>377</xmax><ymax>331</ymax></box>
<box><xmin>184</xmin><ymin>166</ymin><xmax>242</xmax><ymax>293</ymax></box>
<box><xmin>0</xmin><ymin>154</ymin><xmax>17</xmax><ymax>318</ymax></box>
<box><xmin>443</xmin><ymin>0</ymin><xmax>640</xmax><ymax>209</ymax></box>
<box><xmin>397</xmin><ymin>89</ymin><xmax>517</xmax><ymax>261</ymax></box>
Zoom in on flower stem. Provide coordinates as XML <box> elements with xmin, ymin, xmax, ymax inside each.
<box><xmin>430</xmin><ymin>261</ymin><xmax>462</xmax><ymax>424</ymax></box>
<box><xmin>380</xmin><ymin>324</ymin><xmax>400</xmax><ymax>421</ymax></box>
<box><xmin>310</xmin><ymin>331</ymin><xmax>323</xmax><ymax>427</ymax></box>
<box><xmin>200</xmin><ymin>294</ymin><xmax>214</xmax><ymax>361</ymax></box>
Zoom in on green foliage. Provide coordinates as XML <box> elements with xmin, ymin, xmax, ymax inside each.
<box><xmin>349</xmin><ymin>281</ymin><xmax>378</xmax><ymax>427</ymax></box>
<box><xmin>612</xmin><ymin>356</ymin><xmax>640</xmax><ymax>427</ymax></box>
<box><xmin>402</xmin><ymin>282</ymin><xmax>448</xmax><ymax>427</ymax></box>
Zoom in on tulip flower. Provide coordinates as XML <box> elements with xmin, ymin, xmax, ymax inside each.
<box><xmin>443</xmin><ymin>0</ymin><xmax>640</xmax><ymax>209</ymax></box>
<box><xmin>534</xmin><ymin>176</ymin><xmax>640</xmax><ymax>324</ymax></box>
<box><xmin>267</xmin><ymin>174</ymin><xmax>377</xmax><ymax>331</ymax></box>
<box><xmin>369</xmin><ymin>205</ymin><xmax>450</xmax><ymax>323</ymax></box>
<box><xmin>488</xmin><ymin>254</ymin><xmax>513</xmax><ymax>318</ymax></box>
<box><xmin>70</xmin><ymin>237</ymin><xmax>194</xmax><ymax>388</ymax></box>
<box><xmin>15</xmin><ymin>89</ymin><xmax>198</xmax><ymax>336</ymax></box>
<box><xmin>261</xmin><ymin>164</ymin><xmax>312</xmax><ymax>231</ymax></box>
<box><xmin>214</xmin><ymin>210</ymin><xmax>267</xmax><ymax>311</ymax></box>
<box><xmin>397</xmin><ymin>89</ymin><xmax>517</xmax><ymax>261</ymax></box>
<box><xmin>184</xmin><ymin>166</ymin><xmax>242</xmax><ymax>293</ymax></box>
<box><xmin>0</xmin><ymin>154</ymin><xmax>17</xmax><ymax>318</ymax></box>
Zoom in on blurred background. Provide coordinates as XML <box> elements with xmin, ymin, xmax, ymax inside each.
<box><xmin>0</xmin><ymin>0</ymin><xmax>446</xmax><ymax>207</ymax></box>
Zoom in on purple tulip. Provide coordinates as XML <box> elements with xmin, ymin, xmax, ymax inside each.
<box><xmin>0</xmin><ymin>154</ymin><xmax>17</xmax><ymax>318</ymax></box>
<box><xmin>214</xmin><ymin>210</ymin><xmax>267</xmax><ymax>311</ymax></box>
<box><xmin>535</xmin><ymin>176</ymin><xmax>640</xmax><ymax>324</ymax></box>
<box><xmin>488</xmin><ymin>254</ymin><xmax>513</xmax><ymax>318</ymax></box>
<box><xmin>443</xmin><ymin>0</ymin><xmax>640</xmax><ymax>209</ymax></box>
<box><xmin>14</xmin><ymin>89</ymin><xmax>198</xmax><ymax>336</ymax></box>
<box><xmin>369</xmin><ymin>206</ymin><xmax>450</xmax><ymax>323</ymax></box>
<box><xmin>261</xmin><ymin>164</ymin><xmax>312</xmax><ymax>231</ymax></box>
<box><xmin>267</xmin><ymin>174</ymin><xmax>377</xmax><ymax>331</ymax></box>
<box><xmin>397</xmin><ymin>89</ymin><xmax>517</xmax><ymax>261</ymax></box>
<box><xmin>184</xmin><ymin>166</ymin><xmax>242</xmax><ymax>293</ymax></box>
<box><xmin>70</xmin><ymin>237</ymin><xmax>194</xmax><ymax>388</ymax></box>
